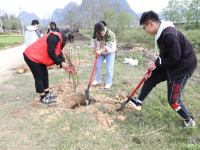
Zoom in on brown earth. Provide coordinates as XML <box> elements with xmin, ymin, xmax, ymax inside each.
<box><xmin>33</xmin><ymin>79</ymin><xmax>137</xmax><ymax>131</ymax></box>
<box><xmin>75</xmin><ymin>32</ymin><xmax>90</xmax><ymax>41</ymax></box>
<box><xmin>118</xmin><ymin>43</ymin><xmax>135</xmax><ymax>50</ymax></box>
<box><xmin>118</xmin><ymin>44</ymin><xmax>156</xmax><ymax>60</ymax></box>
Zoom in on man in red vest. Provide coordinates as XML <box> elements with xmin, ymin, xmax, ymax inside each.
<box><xmin>23</xmin><ymin>29</ymin><xmax>74</xmax><ymax>104</ymax></box>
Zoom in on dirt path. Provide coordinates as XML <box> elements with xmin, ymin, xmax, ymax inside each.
<box><xmin>0</xmin><ymin>43</ymin><xmax>27</xmax><ymax>83</ymax></box>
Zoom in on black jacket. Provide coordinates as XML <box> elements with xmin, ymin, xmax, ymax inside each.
<box><xmin>47</xmin><ymin>34</ymin><xmax>65</xmax><ymax>65</ymax></box>
<box><xmin>47</xmin><ymin>27</ymin><xmax>60</xmax><ymax>34</ymax></box>
<box><xmin>155</xmin><ymin>27</ymin><xmax>197</xmax><ymax>81</ymax></box>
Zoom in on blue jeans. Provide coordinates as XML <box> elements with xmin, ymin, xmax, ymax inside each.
<box><xmin>95</xmin><ymin>52</ymin><xmax>115</xmax><ymax>85</ymax></box>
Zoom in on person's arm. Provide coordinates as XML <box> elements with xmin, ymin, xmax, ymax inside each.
<box><xmin>47</xmin><ymin>34</ymin><xmax>64</xmax><ymax>65</ymax></box>
<box><xmin>58</xmin><ymin>52</ymin><xmax>65</xmax><ymax>62</ymax></box>
<box><xmin>96</xmin><ymin>47</ymin><xmax>107</xmax><ymax>55</ymax></box>
<box><xmin>91</xmin><ymin>38</ymin><xmax>97</xmax><ymax>54</ymax></box>
<box><xmin>35</xmin><ymin>29</ymin><xmax>41</xmax><ymax>39</ymax></box>
<box><xmin>155</xmin><ymin>55</ymin><xmax>165</xmax><ymax>68</ymax></box>
<box><xmin>155</xmin><ymin>33</ymin><xmax>181</xmax><ymax>68</ymax></box>
<box><xmin>104</xmin><ymin>41</ymin><xmax>116</xmax><ymax>53</ymax></box>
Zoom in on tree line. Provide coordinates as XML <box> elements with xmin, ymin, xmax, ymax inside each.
<box><xmin>162</xmin><ymin>0</ymin><xmax>200</xmax><ymax>29</ymax></box>
<box><xmin>0</xmin><ymin>13</ymin><xmax>22</xmax><ymax>31</ymax></box>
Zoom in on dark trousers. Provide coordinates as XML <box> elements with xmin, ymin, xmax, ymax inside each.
<box><xmin>138</xmin><ymin>67</ymin><xmax>195</xmax><ymax>121</ymax></box>
<box><xmin>23</xmin><ymin>53</ymin><xmax>49</xmax><ymax>93</ymax></box>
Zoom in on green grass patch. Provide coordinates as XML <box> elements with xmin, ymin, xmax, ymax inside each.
<box><xmin>119</xmin><ymin>27</ymin><xmax>200</xmax><ymax>54</ymax></box>
<box><xmin>0</xmin><ymin>36</ymin><xmax>24</xmax><ymax>49</ymax></box>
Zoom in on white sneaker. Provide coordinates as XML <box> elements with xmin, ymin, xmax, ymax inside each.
<box><xmin>105</xmin><ymin>84</ymin><xmax>112</xmax><ymax>89</ymax></box>
<box><xmin>91</xmin><ymin>80</ymin><xmax>101</xmax><ymax>85</ymax></box>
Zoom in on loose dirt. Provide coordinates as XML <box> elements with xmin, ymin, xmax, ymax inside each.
<box><xmin>33</xmin><ymin>79</ymin><xmax>137</xmax><ymax>131</ymax></box>
<box><xmin>118</xmin><ymin>43</ymin><xmax>156</xmax><ymax>61</ymax></box>
<box><xmin>118</xmin><ymin>43</ymin><xmax>135</xmax><ymax>50</ymax></box>
<box><xmin>75</xmin><ymin>32</ymin><xmax>90</xmax><ymax>41</ymax></box>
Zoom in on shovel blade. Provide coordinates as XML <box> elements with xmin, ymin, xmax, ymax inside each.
<box><xmin>85</xmin><ymin>84</ymin><xmax>91</xmax><ymax>105</ymax></box>
<box><xmin>116</xmin><ymin>100</ymin><xmax>129</xmax><ymax>111</ymax></box>
<box><xmin>85</xmin><ymin>89</ymin><xmax>89</xmax><ymax>105</ymax></box>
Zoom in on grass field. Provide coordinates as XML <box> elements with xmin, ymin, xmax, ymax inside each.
<box><xmin>0</xmin><ymin>36</ymin><xmax>24</xmax><ymax>49</ymax></box>
<box><xmin>0</xmin><ymin>40</ymin><xmax>200</xmax><ymax>149</ymax></box>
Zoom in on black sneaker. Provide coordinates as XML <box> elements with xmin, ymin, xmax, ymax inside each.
<box><xmin>45</xmin><ymin>92</ymin><xmax>57</xmax><ymax>99</ymax></box>
<box><xmin>39</xmin><ymin>96</ymin><xmax>54</xmax><ymax>104</ymax></box>
<box><xmin>184</xmin><ymin>116</ymin><xmax>195</xmax><ymax>127</ymax></box>
<box><xmin>127</xmin><ymin>96</ymin><xmax>142</xmax><ymax>110</ymax></box>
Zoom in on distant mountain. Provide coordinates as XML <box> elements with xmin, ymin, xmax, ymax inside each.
<box><xmin>17</xmin><ymin>11</ymin><xmax>40</xmax><ymax>27</ymax></box>
<box><xmin>77</xmin><ymin>0</ymin><xmax>139</xmax><ymax>26</ymax></box>
<box><xmin>51</xmin><ymin>8</ymin><xmax>63</xmax><ymax>23</ymax></box>
<box><xmin>17</xmin><ymin>11</ymin><xmax>50</xmax><ymax>28</ymax></box>
<box><xmin>137</xmin><ymin>12</ymin><xmax>142</xmax><ymax>19</ymax></box>
<box><xmin>158</xmin><ymin>12</ymin><xmax>166</xmax><ymax>20</ymax></box>
<box><xmin>109</xmin><ymin>0</ymin><xmax>139</xmax><ymax>25</ymax></box>
<box><xmin>18</xmin><ymin>0</ymin><xmax>141</xmax><ymax>28</ymax></box>
<box><xmin>51</xmin><ymin>2</ymin><xmax>78</xmax><ymax>24</ymax></box>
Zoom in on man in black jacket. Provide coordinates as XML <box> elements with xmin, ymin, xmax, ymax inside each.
<box><xmin>128</xmin><ymin>11</ymin><xmax>197</xmax><ymax>127</ymax></box>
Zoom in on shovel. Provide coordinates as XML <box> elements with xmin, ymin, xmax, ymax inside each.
<box><xmin>116</xmin><ymin>69</ymin><xmax>151</xmax><ymax>111</ymax></box>
<box><xmin>85</xmin><ymin>54</ymin><xmax>99</xmax><ymax>105</ymax></box>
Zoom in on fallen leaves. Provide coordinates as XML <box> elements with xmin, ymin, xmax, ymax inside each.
<box><xmin>67</xmin><ymin>122</ymin><xmax>71</xmax><ymax>126</ymax></box>
<box><xmin>60</xmin><ymin>126</ymin><xmax>70</xmax><ymax>132</ymax></box>
<box><xmin>60</xmin><ymin>122</ymin><xmax>71</xmax><ymax>132</ymax></box>
<box><xmin>117</xmin><ymin>116</ymin><xmax>127</xmax><ymax>121</ymax></box>
<box><xmin>85</xmin><ymin>131</ymin><xmax>96</xmax><ymax>140</ymax></box>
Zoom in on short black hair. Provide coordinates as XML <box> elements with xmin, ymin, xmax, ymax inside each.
<box><xmin>31</xmin><ymin>20</ymin><xmax>39</xmax><ymax>25</ymax></box>
<box><xmin>140</xmin><ymin>11</ymin><xmax>160</xmax><ymax>25</ymax></box>
<box><xmin>50</xmin><ymin>22</ymin><xmax>56</xmax><ymax>27</ymax></box>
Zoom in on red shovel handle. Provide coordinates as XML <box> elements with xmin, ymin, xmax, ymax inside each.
<box><xmin>89</xmin><ymin>53</ymin><xmax>99</xmax><ymax>84</ymax></box>
<box><xmin>88</xmin><ymin>37</ymin><xmax>101</xmax><ymax>84</ymax></box>
<box><xmin>129</xmin><ymin>69</ymin><xmax>151</xmax><ymax>98</ymax></box>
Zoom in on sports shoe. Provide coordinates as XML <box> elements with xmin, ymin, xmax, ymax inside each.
<box><xmin>39</xmin><ymin>96</ymin><xmax>54</xmax><ymax>104</ymax></box>
<box><xmin>45</xmin><ymin>92</ymin><xmax>57</xmax><ymax>99</ymax></box>
<box><xmin>184</xmin><ymin>116</ymin><xmax>195</xmax><ymax>127</ymax></box>
<box><xmin>105</xmin><ymin>84</ymin><xmax>112</xmax><ymax>89</ymax></box>
<box><xmin>91</xmin><ymin>80</ymin><xmax>101</xmax><ymax>85</ymax></box>
<box><xmin>128</xmin><ymin>96</ymin><xmax>142</xmax><ymax>110</ymax></box>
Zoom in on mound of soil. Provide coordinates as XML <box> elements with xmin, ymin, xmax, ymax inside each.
<box><xmin>118</xmin><ymin>44</ymin><xmax>135</xmax><ymax>50</ymax></box>
<box><xmin>75</xmin><ymin>32</ymin><xmax>90</xmax><ymax>41</ymax></box>
<box><xmin>118</xmin><ymin>43</ymin><xmax>156</xmax><ymax>61</ymax></box>
<box><xmin>34</xmin><ymin>79</ymin><xmax>137</xmax><ymax>131</ymax></box>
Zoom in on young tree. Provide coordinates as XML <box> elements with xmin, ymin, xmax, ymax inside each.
<box><xmin>1</xmin><ymin>13</ymin><xmax>21</xmax><ymax>30</ymax></box>
<box><xmin>180</xmin><ymin>0</ymin><xmax>200</xmax><ymax>29</ymax></box>
<box><xmin>162</xmin><ymin>0</ymin><xmax>181</xmax><ymax>22</ymax></box>
<box><xmin>73</xmin><ymin>0</ymin><xmax>115</xmax><ymax>33</ymax></box>
<box><xmin>103</xmin><ymin>9</ymin><xmax>135</xmax><ymax>32</ymax></box>
<box><xmin>188</xmin><ymin>0</ymin><xmax>200</xmax><ymax>28</ymax></box>
<box><xmin>65</xmin><ymin>11</ymin><xmax>76</xmax><ymax>30</ymax></box>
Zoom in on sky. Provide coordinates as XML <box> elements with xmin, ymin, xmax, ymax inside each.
<box><xmin>0</xmin><ymin>0</ymin><xmax>169</xmax><ymax>19</ymax></box>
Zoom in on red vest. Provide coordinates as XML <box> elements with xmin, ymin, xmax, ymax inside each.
<box><xmin>24</xmin><ymin>32</ymin><xmax>62</xmax><ymax>66</ymax></box>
